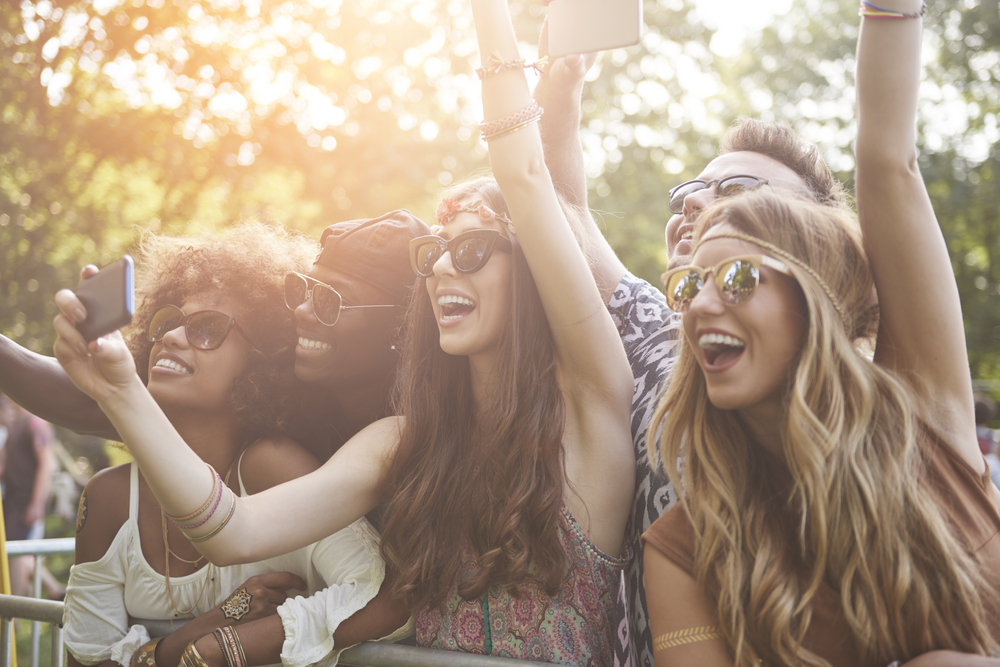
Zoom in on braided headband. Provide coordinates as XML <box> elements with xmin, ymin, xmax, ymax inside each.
<box><xmin>694</xmin><ymin>230</ymin><xmax>848</xmax><ymax>324</ymax></box>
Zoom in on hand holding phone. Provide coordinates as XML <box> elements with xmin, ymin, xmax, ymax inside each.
<box><xmin>75</xmin><ymin>256</ymin><xmax>135</xmax><ymax>341</ymax></box>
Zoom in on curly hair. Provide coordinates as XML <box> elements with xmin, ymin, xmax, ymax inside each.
<box><xmin>380</xmin><ymin>176</ymin><xmax>574</xmax><ymax>610</ymax></box>
<box><xmin>649</xmin><ymin>191</ymin><xmax>995</xmax><ymax>666</ymax></box>
<box><xmin>124</xmin><ymin>222</ymin><xmax>317</xmax><ymax>447</ymax></box>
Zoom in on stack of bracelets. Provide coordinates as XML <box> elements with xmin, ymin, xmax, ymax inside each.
<box><xmin>179</xmin><ymin>643</ymin><xmax>211</xmax><ymax>667</ymax></box>
<box><xmin>858</xmin><ymin>0</ymin><xmax>926</xmax><ymax>18</ymax></box>
<box><xmin>166</xmin><ymin>464</ymin><xmax>237</xmax><ymax>543</ymax></box>
<box><xmin>480</xmin><ymin>100</ymin><xmax>544</xmax><ymax>142</ymax></box>
<box><xmin>214</xmin><ymin>626</ymin><xmax>248</xmax><ymax>667</ymax></box>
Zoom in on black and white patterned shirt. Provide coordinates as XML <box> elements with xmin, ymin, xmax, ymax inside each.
<box><xmin>606</xmin><ymin>273</ymin><xmax>681</xmax><ymax>667</ymax></box>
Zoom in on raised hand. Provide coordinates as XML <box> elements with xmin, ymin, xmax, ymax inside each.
<box><xmin>52</xmin><ymin>286</ymin><xmax>139</xmax><ymax>403</ymax></box>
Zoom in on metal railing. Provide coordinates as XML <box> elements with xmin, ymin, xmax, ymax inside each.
<box><xmin>3</xmin><ymin>539</ymin><xmax>75</xmax><ymax>667</ymax></box>
<box><xmin>0</xmin><ymin>594</ymin><xmax>550</xmax><ymax>667</ymax></box>
<box><xmin>0</xmin><ymin>540</ymin><xmax>555</xmax><ymax>667</ymax></box>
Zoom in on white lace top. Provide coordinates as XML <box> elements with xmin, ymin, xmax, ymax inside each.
<box><xmin>64</xmin><ymin>462</ymin><xmax>388</xmax><ymax>667</ymax></box>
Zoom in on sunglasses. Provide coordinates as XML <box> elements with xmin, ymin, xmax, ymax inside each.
<box><xmin>668</xmin><ymin>175</ymin><xmax>772</xmax><ymax>214</ymax></box>
<box><xmin>284</xmin><ymin>272</ymin><xmax>396</xmax><ymax>327</ymax></box>
<box><xmin>409</xmin><ymin>229</ymin><xmax>513</xmax><ymax>278</ymax></box>
<box><xmin>662</xmin><ymin>255</ymin><xmax>791</xmax><ymax>313</ymax></box>
<box><xmin>146</xmin><ymin>305</ymin><xmax>253</xmax><ymax>351</ymax></box>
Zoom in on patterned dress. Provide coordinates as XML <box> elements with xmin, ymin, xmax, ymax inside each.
<box><xmin>416</xmin><ymin>506</ymin><xmax>630</xmax><ymax>667</ymax></box>
<box><xmin>605</xmin><ymin>273</ymin><xmax>682</xmax><ymax>667</ymax></box>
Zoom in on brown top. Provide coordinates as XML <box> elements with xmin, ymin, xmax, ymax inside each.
<box><xmin>642</xmin><ymin>423</ymin><xmax>1000</xmax><ymax>666</ymax></box>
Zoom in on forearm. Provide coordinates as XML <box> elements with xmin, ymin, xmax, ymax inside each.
<box><xmin>193</xmin><ymin>617</ymin><xmax>283</xmax><ymax>667</ymax></box>
<box><xmin>0</xmin><ymin>335</ymin><xmax>116</xmax><ymax>438</ymax></box>
<box><xmin>855</xmin><ymin>2</ymin><xmax>923</xmax><ymax>168</ymax></box>
<box><xmin>156</xmin><ymin>609</ymin><xmax>228</xmax><ymax>667</ymax></box>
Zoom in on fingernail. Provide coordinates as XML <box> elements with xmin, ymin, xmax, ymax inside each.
<box><xmin>75</xmin><ymin>308</ymin><xmax>86</xmax><ymax>322</ymax></box>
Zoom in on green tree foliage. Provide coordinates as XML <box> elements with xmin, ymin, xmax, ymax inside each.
<box><xmin>1</xmin><ymin>0</ymin><xmax>997</xmax><ymax>385</ymax></box>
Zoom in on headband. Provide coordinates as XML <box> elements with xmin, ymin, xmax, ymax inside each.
<box><xmin>694</xmin><ymin>230</ymin><xmax>848</xmax><ymax>324</ymax></box>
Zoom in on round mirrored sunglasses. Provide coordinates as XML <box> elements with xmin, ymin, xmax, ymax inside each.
<box><xmin>661</xmin><ymin>255</ymin><xmax>791</xmax><ymax>313</ymax></box>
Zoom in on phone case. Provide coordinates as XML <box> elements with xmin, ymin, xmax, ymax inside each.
<box><xmin>547</xmin><ymin>0</ymin><xmax>644</xmax><ymax>58</ymax></box>
<box><xmin>75</xmin><ymin>256</ymin><xmax>135</xmax><ymax>341</ymax></box>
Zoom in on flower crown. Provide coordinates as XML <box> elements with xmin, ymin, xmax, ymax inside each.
<box><xmin>435</xmin><ymin>198</ymin><xmax>516</xmax><ymax>236</ymax></box>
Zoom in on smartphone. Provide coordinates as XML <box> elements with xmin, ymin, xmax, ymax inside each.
<box><xmin>75</xmin><ymin>256</ymin><xmax>135</xmax><ymax>342</ymax></box>
<box><xmin>547</xmin><ymin>0</ymin><xmax>643</xmax><ymax>58</ymax></box>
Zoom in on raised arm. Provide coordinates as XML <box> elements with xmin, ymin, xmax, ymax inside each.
<box><xmin>534</xmin><ymin>32</ymin><xmax>627</xmax><ymax>303</ymax></box>
<box><xmin>471</xmin><ymin>0</ymin><xmax>631</xmax><ymax>398</ymax></box>
<box><xmin>471</xmin><ymin>0</ymin><xmax>634</xmax><ymax>553</ymax></box>
<box><xmin>52</xmin><ymin>291</ymin><xmax>393</xmax><ymax>566</ymax></box>
<box><xmin>855</xmin><ymin>2</ymin><xmax>980</xmax><ymax>469</ymax></box>
<box><xmin>0</xmin><ymin>334</ymin><xmax>116</xmax><ymax>438</ymax></box>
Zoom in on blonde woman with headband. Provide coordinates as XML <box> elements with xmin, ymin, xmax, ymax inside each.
<box><xmin>641</xmin><ymin>3</ymin><xmax>1000</xmax><ymax>667</ymax></box>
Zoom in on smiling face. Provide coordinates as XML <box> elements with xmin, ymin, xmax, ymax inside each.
<box><xmin>146</xmin><ymin>295</ymin><xmax>253</xmax><ymax>414</ymax></box>
<box><xmin>292</xmin><ymin>264</ymin><xmax>400</xmax><ymax>387</ymax></box>
<box><xmin>425</xmin><ymin>194</ymin><xmax>513</xmax><ymax>360</ymax></box>
<box><xmin>682</xmin><ymin>225</ymin><xmax>807</xmax><ymax>417</ymax></box>
<box><xmin>665</xmin><ymin>152</ymin><xmax>811</xmax><ymax>269</ymax></box>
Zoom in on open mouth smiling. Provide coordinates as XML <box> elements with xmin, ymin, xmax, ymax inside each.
<box><xmin>698</xmin><ymin>332</ymin><xmax>746</xmax><ymax>368</ymax></box>
<box><xmin>438</xmin><ymin>294</ymin><xmax>477</xmax><ymax>322</ymax></box>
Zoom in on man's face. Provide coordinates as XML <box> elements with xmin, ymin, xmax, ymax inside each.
<box><xmin>664</xmin><ymin>151</ymin><xmax>811</xmax><ymax>269</ymax></box>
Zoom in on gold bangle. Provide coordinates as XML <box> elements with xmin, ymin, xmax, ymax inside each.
<box><xmin>482</xmin><ymin>115</ymin><xmax>542</xmax><ymax>142</ymax></box>
<box><xmin>130</xmin><ymin>637</ymin><xmax>164</xmax><ymax>667</ymax></box>
<box><xmin>166</xmin><ymin>464</ymin><xmax>220</xmax><ymax>525</ymax></box>
<box><xmin>179</xmin><ymin>643</ymin><xmax>211</xmax><ymax>667</ymax></box>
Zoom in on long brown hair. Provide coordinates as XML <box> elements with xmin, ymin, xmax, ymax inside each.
<box><xmin>649</xmin><ymin>191</ymin><xmax>996</xmax><ymax>665</ymax></box>
<box><xmin>379</xmin><ymin>176</ymin><xmax>569</xmax><ymax>610</ymax></box>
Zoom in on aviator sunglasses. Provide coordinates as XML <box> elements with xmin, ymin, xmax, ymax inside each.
<box><xmin>146</xmin><ymin>305</ymin><xmax>254</xmax><ymax>350</ymax></box>
<box><xmin>668</xmin><ymin>175</ymin><xmax>772</xmax><ymax>214</ymax></box>
<box><xmin>284</xmin><ymin>272</ymin><xmax>397</xmax><ymax>327</ymax></box>
<box><xmin>662</xmin><ymin>255</ymin><xmax>792</xmax><ymax>313</ymax></box>
<box><xmin>409</xmin><ymin>229</ymin><xmax>513</xmax><ymax>278</ymax></box>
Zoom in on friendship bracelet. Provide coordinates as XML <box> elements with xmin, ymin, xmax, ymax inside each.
<box><xmin>166</xmin><ymin>465</ymin><xmax>220</xmax><ymax>524</ymax></box>
<box><xmin>480</xmin><ymin>101</ymin><xmax>544</xmax><ymax>141</ymax></box>
<box><xmin>858</xmin><ymin>0</ymin><xmax>926</xmax><ymax>18</ymax></box>
<box><xmin>476</xmin><ymin>51</ymin><xmax>549</xmax><ymax>80</ymax></box>
<box><xmin>187</xmin><ymin>489</ymin><xmax>237</xmax><ymax>543</ymax></box>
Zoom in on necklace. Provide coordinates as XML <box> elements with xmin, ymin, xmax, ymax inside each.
<box><xmin>161</xmin><ymin>509</ymin><xmax>213</xmax><ymax>617</ymax></box>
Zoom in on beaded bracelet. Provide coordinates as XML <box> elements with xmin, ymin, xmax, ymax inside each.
<box><xmin>223</xmin><ymin>626</ymin><xmax>247</xmax><ymax>667</ymax></box>
<box><xmin>476</xmin><ymin>51</ymin><xmax>549</xmax><ymax>80</ymax></box>
<box><xmin>858</xmin><ymin>0</ymin><xmax>926</xmax><ymax>18</ymax></box>
<box><xmin>480</xmin><ymin>101</ymin><xmax>544</xmax><ymax>142</ymax></box>
<box><xmin>166</xmin><ymin>464</ymin><xmax>221</xmax><ymax>525</ymax></box>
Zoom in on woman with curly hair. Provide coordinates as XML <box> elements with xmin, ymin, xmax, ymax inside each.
<box><xmin>641</xmin><ymin>7</ymin><xmax>1000</xmax><ymax>667</ymax></box>
<box><xmin>63</xmin><ymin>223</ymin><xmax>403</xmax><ymax>667</ymax></box>
<box><xmin>51</xmin><ymin>1</ymin><xmax>635</xmax><ymax>664</ymax></box>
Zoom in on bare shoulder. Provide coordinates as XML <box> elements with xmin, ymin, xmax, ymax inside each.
<box><xmin>239</xmin><ymin>436</ymin><xmax>322</xmax><ymax>494</ymax></box>
<box><xmin>75</xmin><ymin>464</ymin><xmax>131</xmax><ymax>564</ymax></box>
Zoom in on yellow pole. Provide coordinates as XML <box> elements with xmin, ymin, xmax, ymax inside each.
<box><xmin>0</xmin><ymin>495</ymin><xmax>19</xmax><ymax>667</ymax></box>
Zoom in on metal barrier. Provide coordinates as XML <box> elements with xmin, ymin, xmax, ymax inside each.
<box><xmin>3</xmin><ymin>539</ymin><xmax>75</xmax><ymax>667</ymax></box>
<box><xmin>0</xmin><ymin>593</ymin><xmax>549</xmax><ymax>667</ymax></box>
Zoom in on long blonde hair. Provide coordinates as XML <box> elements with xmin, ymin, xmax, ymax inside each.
<box><xmin>649</xmin><ymin>191</ymin><xmax>996</xmax><ymax>665</ymax></box>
